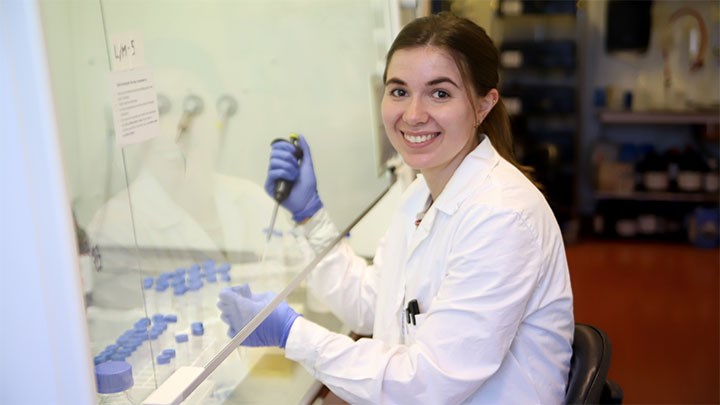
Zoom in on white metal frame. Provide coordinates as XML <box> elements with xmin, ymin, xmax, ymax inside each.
<box><xmin>0</xmin><ymin>1</ymin><xmax>94</xmax><ymax>403</ymax></box>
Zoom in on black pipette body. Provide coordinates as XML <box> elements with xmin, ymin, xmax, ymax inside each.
<box><xmin>266</xmin><ymin>134</ymin><xmax>303</xmax><ymax>243</ymax></box>
<box><xmin>271</xmin><ymin>135</ymin><xmax>303</xmax><ymax>203</ymax></box>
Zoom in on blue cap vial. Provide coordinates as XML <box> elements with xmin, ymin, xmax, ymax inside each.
<box><xmin>152</xmin><ymin>323</ymin><xmax>168</xmax><ymax>333</ymax></box>
<box><xmin>135</xmin><ymin>317</ymin><xmax>151</xmax><ymax>327</ymax></box>
<box><xmin>94</xmin><ymin>354</ymin><xmax>109</xmax><ymax>365</ymax></box>
<box><xmin>133</xmin><ymin>331</ymin><xmax>148</xmax><ymax>342</ymax></box>
<box><xmin>95</xmin><ymin>361</ymin><xmax>133</xmax><ymax>394</ymax></box>
<box><xmin>155</xmin><ymin>281</ymin><xmax>169</xmax><ymax>293</ymax></box>
<box><xmin>110</xmin><ymin>352</ymin><xmax>127</xmax><ymax>361</ymax></box>
<box><xmin>156</xmin><ymin>354</ymin><xmax>171</xmax><ymax>365</ymax></box>
<box><xmin>191</xmin><ymin>322</ymin><xmax>204</xmax><ymax>336</ymax></box>
<box><xmin>203</xmin><ymin>259</ymin><xmax>215</xmax><ymax>271</ymax></box>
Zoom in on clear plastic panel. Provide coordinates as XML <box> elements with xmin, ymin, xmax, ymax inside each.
<box><xmin>39</xmin><ymin>0</ymin><xmax>156</xmax><ymax>395</ymax></box>
<box><xmin>44</xmin><ymin>0</ymin><xmax>395</xmax><ymax>402</ymax></box>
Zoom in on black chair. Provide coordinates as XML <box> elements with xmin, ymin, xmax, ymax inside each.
<box><xmin>565</xmin><ymin>323</ymin><xmax>624</xmax><ymax>404</ymax></box>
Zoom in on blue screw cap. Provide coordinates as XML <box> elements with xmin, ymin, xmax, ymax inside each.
<box><xmin>95</xmin><ymin>361</ymin><xmax>133</xmax><ymax>394</ymax></box>
<box><xmin>191</xmin><ymin>322</ymin><xmax>204</xmax><ymax>336</ymax></box>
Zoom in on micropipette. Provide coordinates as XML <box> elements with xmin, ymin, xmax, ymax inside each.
<box><xmin>266</xmin><ymin>133</ymin><xmax>303</xmax><ymax>243</ymax></box>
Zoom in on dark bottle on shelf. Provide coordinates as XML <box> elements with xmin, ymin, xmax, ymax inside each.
<box><xmin>676</xmin><ymin>146</ymin><xmax>709</xmax><ymax>193</ymax></box>
<box><xmin>663</xmin><ymin>148</ymin><xmax>682</xmax><ymax>193</ymax></box>
<box><xmin>705</xmin><ymin>159</ymin><xmax>719</xmax><ymax>193</ymax></box>
<box><xmin>636</xmin><ymin>148</ymin><xmax>669</xmax><ymax>192</ymax></box>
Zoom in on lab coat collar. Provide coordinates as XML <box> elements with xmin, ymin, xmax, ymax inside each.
<box><xmin>406</xmin><ymin>137</ymin><xmax>499</xmax><ymax>254</ymax></box>
<box><xmin>432</xmin><ymin>135</ymin><xmax>500</xmax><ymax>216</ymax></box>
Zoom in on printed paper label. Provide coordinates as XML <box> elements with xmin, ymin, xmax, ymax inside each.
<box><xmin>108</xmin><ymin>67</ymin><xmax>161</xmax><ymax>146</ymax></box>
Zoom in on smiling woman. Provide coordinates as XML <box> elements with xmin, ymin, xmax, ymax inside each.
<box><xmin>219</xmin><ymin>11</ymin><xmax>574</xmax><ymax>404</ymax></box>
<box><xmin>381</xmin><ymin>12</ymin><xmax>538</xmax><ymax>191</ymax></box>
<box><xmin>381</xmin><ymin>46</ymin><xmax>496</xmax><ymax>198</ymax></box>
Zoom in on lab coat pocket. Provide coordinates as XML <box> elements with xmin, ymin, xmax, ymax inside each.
<box><xmin>406</xmin><ymin>313</ymin><xmax>427</xmax><ymax>345</ymax></box>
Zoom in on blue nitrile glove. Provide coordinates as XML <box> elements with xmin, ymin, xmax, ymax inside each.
<box><xmin>217</xmin><ymin>284</ymin><xmax>301</xmax><ymax>348</ymax></box>
<box><xmin>264</xmin><ymin>134</ymin><xmax>323</xmax><ymax>222</ymax></box>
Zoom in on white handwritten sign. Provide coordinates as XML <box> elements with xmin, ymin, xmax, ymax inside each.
<box><xmin>110</xmin><ymin>32</ymin><xmax>145</xmax><ymax>71</ymax></box>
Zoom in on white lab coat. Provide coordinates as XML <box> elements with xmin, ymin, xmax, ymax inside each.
<box><xmin>285</xmin><ymin>138</ymin><xmax>574</xmax><ymax>404</ymax></box>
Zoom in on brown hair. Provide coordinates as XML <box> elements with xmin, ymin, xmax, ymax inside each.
<box><xmin>383</xmin><ymin>12</ymin><xmax>537</xmax><ymax>184</ymax></box>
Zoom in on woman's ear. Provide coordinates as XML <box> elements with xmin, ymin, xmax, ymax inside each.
<box><xmin>475</xmin><ymin>88</ymin><xmax>499</xmax><ymax>124</ymax></box>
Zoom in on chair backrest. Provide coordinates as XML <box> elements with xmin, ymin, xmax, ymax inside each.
<box><xmin>565</xmin><ymin>323</ymin><xmax>612</xmax><ymax>404</ymax></box>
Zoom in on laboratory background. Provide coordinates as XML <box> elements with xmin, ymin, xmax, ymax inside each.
<box><xmin>1</xmin><ymin>0</ymin><xmax>719</xmax><ymax>404</ymax></box>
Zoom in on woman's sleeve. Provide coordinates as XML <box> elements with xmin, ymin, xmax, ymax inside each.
<box><xmin>286</xmin><ymin>209</ymin><xmax>548</xmax><ymax>404</ymax></box>
<box><xmin>298</xmin><ymin>208</ymin><xmax>382</xmax><ymax>335</ymax></box>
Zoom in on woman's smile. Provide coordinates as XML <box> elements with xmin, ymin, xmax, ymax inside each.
<box><xmin>401</xmin><ymin>130</ymin><xmax>441</xmax><ymax>145</ymax></box>
<box><xmin>381</xmin><ymin>46</ymin><xmax>482</xmax><ymax>196</ymax></box>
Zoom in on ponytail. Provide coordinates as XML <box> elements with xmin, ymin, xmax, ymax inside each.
<box><xmin>479</xmin><ymin>100</ymin><xmax>541</xmax><ymax>189</ymax></box>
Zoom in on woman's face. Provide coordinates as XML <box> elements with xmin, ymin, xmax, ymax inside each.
<box><xmin>381</xmin><ymin>46</ymin><xmax>487</xmax><ymax>181</ymax></box>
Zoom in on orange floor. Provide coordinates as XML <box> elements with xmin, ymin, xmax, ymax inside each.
<box><xmin>567</xmin><ymin>241</ymin><xmax>720</xmax><ymax>404</ymax></box>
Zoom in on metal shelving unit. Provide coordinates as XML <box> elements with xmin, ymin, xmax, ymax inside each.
<box><xmin>598</xmin><ymin>110</ymin><xmax>720</xmax><ymax>126</ymax></box>
<box><xmin>590</xmin><ymin>107</ymin><xmax>719</xmax><ymax>242</ymax></box>
<box><xmin>595</xmin><ymin>190</ymin><xmax>719</xmax><ymax>203</ymax></box>
<box><xmin>494</xmin><ymin>0</ymin><xmax>581</xmax><ymax>239</ymax></box>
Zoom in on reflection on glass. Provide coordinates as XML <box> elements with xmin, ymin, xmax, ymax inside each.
<box><xmin>44</xmin><ymin>0</ymin><xmax>395</xmax><ymax>402</ymax></box>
